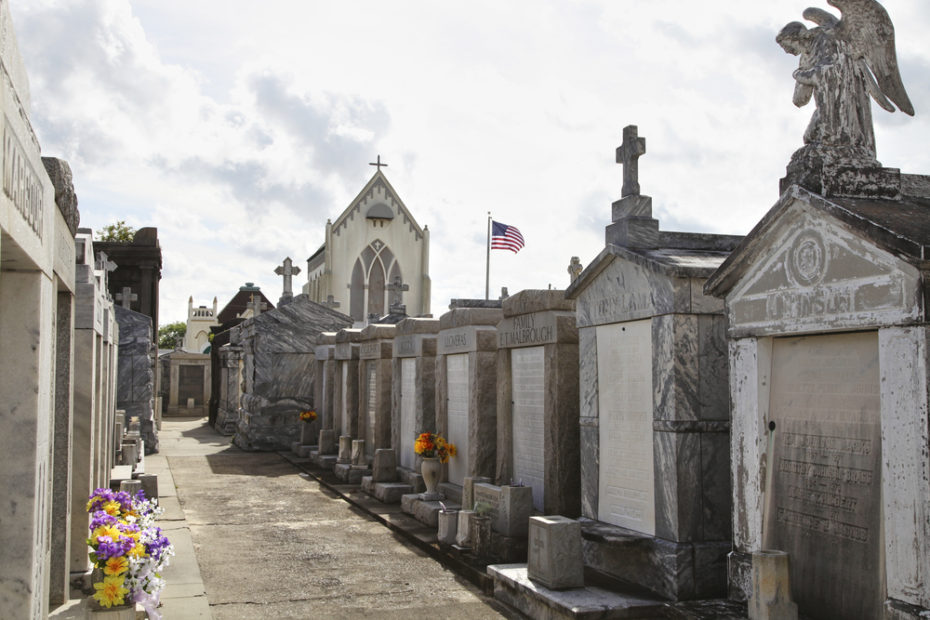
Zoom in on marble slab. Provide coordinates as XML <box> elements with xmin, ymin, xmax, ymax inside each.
<box><xmin>511</xmin><ymin>346</ymin><xmax>546</xmax><ymax>510</ymax></box>
<box><xmin>446</xmin><ymin>353</ymin><xmax>469</xmax><ymax>485</ymax></box>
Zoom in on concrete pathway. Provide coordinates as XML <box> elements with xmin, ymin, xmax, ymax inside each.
<box><xmin>160</xmin><ymin>417</ymin><xmax>514</xmax><ymax>619</ymax></box>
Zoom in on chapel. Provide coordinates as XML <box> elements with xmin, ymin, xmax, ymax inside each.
<box><xmin>303</xmin><ymin>166</ymin><xmax>431</xmax><ymax>324</ymax></box>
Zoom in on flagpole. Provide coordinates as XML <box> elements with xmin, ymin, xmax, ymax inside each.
<box><xmin>485</xmin><ymin>212</ymin><xmax>491</xmax><ymax>300</ymax></box>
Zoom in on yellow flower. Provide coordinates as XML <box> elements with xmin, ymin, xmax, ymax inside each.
<box><xmin>104</xmin><ymin>556</ymin><xmax>129</xmax><ymax>576</ymax></box>
<box><xmin>93</xmin><ymin>576</ymin><xmax>129</xmax><ymax>608</ymax></box>
<box><xmin>129</xmin><ymin>543</ymin><xmax>146</xmax><ymax>559</ymax></box>
<box><xmin>448</xmin><ymin>443</ymin><xmax>457</xmax><ymax>458</ymax></box>
<box><xmin>92</xmin><ymin>524</ymin><xmax>121</xmax><ymax>542</ymax></box>
<box><xmin>102</xmin><ymin>501</ymin><xmax>122</xmax><ymax>516</ymax></box>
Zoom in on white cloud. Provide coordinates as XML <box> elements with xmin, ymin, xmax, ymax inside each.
<box><xmin>10</xmin><ymin>0</ymin><xmax>930</xmax><ymax>321</ymax></box>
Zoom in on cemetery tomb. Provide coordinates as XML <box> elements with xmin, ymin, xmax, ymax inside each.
<box><xmin>445</xmin><ymin>353</ymin><xmax>469</xmax><ymax>485</ymax></box>
<box><xmin>705</xmin><ymin>178</ymin><xmax>930</xmax><ymax>617</ymax></box>
<box><xmin>496</xmin><ymin>290</ymin><xmax>579</xmax><ymax>517</ymax></box>
<box><xmin>341</xmin><ymin>363</ymin><xmax>350</xmax><ymax>435</ymax></box>
<box><xmin>595</xmin><ymin>320</ymin><xmax>654</xmax><ymax>534</ymax></box>
<box><xmin>232</xmin><ymin>296</ymin><xmax>351</xmax><ymax>451</ymax></box>
<box><xmin>435</xmin><ymin>303</ymin><xmax>503</xmax><ymax>488</ymax></box>
<box><xmin>390</xmin><ymin>317</ymin><xmax>439</xmax><ymax>489</ymax></box>
<box><xmin>399</xmin><ymin>357</ymin><xmax>417</xmax><ymax>470</ymax></box>
<box><xmin>510</xmin><ymin>346</ymin><xmax>545</xmax><ymax>509</ymax></box>
<box><xmin>313</xmin><ymin>332</ymin><xmax>337</xmax><ymax>431</ymax></box>
<box><xmin>565</xmin><ymin>125</ymin><xmax>739</xmax><ymax>600</ymax></box>
<box><xmin>365</xmin><ymin>361</ymin><xmax>378</xmax><ymax>457</ymax></box>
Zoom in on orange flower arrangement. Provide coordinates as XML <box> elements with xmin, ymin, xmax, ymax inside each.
<box><xmin>414</xmin><ymin>432</ymin><xmax>457</xmax><ymax>464</ymax></box>
<box><xmin>298</xmin><ymin>410</ymin><xmax>317</xmax><ymax>423</ymax></box>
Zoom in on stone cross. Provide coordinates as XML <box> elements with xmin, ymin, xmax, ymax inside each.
<box><xmin>247</xmin><ymin>294</ymin><xmax>268</xmax><ymax>317</ymax></box>
<box><xmin>274</xmin><ymin>257</ymin><xmax>301</xmax><ymax>297</ymax></box>
<box><xmin>114</xmin><ymin>286</ymin><xmax>137</xmax><ymax>309</ymax></box>
<box><xmin>369</xmin><ymin>155</ymin><xmax>388</xmax><ymax>171</ymax></box>
<box><xmin>616</xmin><ymin>125</ymin><xmax>646</xmax><ymax>197</ymax></box>
<box><xmin>322</xmin><ymin>295</ymin><xmax>341</xmax><ymax>309</ymax></box>
<box><xmin>567</xmin><ymin>257</ymin><xmax>582</xmax><ymax>284</ymax></box>
<box><xmin>386</xmin><ymin>275</ymin><xmax>409</xmax><ymax>306</ymax></box>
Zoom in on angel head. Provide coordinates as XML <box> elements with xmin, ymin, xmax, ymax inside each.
<box><xmin>777</xmin><ymin>21</ymin><xmax>814</xmax><ymax>56</ymax></box>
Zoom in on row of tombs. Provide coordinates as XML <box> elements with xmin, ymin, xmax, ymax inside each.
<box><xmin>209</xmin><ymin>130</ymin><xmax>930</xmax><ymax>620</ymax></box>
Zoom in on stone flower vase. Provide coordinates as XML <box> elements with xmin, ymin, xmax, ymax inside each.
<box><xmin>420</xmin><ymin>456</ymin><xmax>441</xmax><ymax>500</ymax></box>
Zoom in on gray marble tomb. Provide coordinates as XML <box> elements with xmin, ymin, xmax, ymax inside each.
<box><xmin>214</xmin><ymin>333</ymin><xmax>244</xmax><ymax>435</ymax></box>
<box><xmin>495</xmin><ymin>289</ymin><xmax>579</xmax><ymax>517</ymax></box>
<box><xmin>114</xmin><ymin>305</ymin><xmax>159</xmax><ymax>454</ymax></box>
<box><xmin>233</xmin><ymin>295</ymin><xmax>352</xmax><ymax>451</ymax></box>
<box><xmin>564</xmin><ymin>125</ymin><xmax>740</xmax><ymax>601</ymax></box>
<box><xmin>333</xmin><ymin>328</ymin><xmax>364</xmax><ymax>444</ymax></box>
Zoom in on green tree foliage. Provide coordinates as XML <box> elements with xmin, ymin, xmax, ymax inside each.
<box><xmin>97</xmin><ymin>220</ymin><xmax>136</xmax><ymax>242</ymax></box>
<box><xmin>158</xmin><ymin>321</ymin><xmax>187</xmax><ymax>349</ymax></box>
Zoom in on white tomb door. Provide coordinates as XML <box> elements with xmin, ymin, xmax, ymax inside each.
<box><xmin>597</xmin><ymin>320</ymin><xmax>656</xmax><ymax>535</ymax></box>
<box><xmin>399</xmin><ymin>358</ymin><xmax>417</xmax><ymax>469</ymax></box>
<box><xmin>365</xmin><ymin>361</ymin><xmax>377</xmax><ymax>458</ymax></box>
<box><xmin>446</xmin><ymin>354</ymin><xmax>470</xmax><ymax>485</ymax></box>
<box><xmin>511</xmin><ymin>346</ymin><xmax>546</xmax><ymax>510</ymax></box>
<box><xmin>340</xmin><ymin>362</ymin><xmax>348</xmax><ymax>436</ymax></box>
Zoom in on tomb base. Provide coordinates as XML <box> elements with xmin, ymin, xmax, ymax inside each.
<box><xmin>580</xmin><ymin>518</ymin><xmax>730</xmax><ymax>601</ymax></box>
<box><xmin>360</xmin><ymin>476</ymin><xmax>413</xmax><ymax>503</ymax></box>
<box><xmin>401</xmin><ymin>493</ymin><xmax>459</xmax><ymax>528</ymax></box>
<box><xmin>333</xmin><ymin>463</ymin><xmax>369</xmax><ymax>484</ymax></box>
<box><xmin>396</xmin><ymin>466</ymin><xmax>425</xmax><ymax>493</ymax></box>
<box><xmin>295</xmin><ymin>444</ymin><xmax>316</xmax><ymax>458</ymax></box>
<box><xmin>885</xmin><ymin>598</ymin><xmax>930</xmax><ymax>619</ymax></box>
<box><xmin>488</xmin><ymin>564</ymin><xmax>667</xmax><ymax>620</ymax></box>
<box><xmin>438</xmin><ymin>482</ymin><xmax>463</xmax><ymax>504</ymax></box>
<box><xmin>310</xmin><ymin>450</ymin><xmax>337</xmax><ymax>470</ymax></box>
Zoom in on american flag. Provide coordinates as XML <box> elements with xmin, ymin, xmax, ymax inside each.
<box><xmin>490</xmin><ymin>221</ymin><xmax>525</xmax><ymax>253</ymax></box>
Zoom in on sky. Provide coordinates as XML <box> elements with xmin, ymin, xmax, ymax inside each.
<box><xmin>9</xmin><ymin>0</ymin><xmax>930</xmax><ymax>325</ymax></box>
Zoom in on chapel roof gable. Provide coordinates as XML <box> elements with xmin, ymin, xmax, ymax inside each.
<box><xmin>331</xmin><ymin>170</ymin><xmax>424</xmax><ymax>241</ymax></box>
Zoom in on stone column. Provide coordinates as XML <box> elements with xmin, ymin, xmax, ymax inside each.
<box><xmin>49</xmin><ymin>290</ymin><xmax>74</xmax><ymax>606</ymax></box>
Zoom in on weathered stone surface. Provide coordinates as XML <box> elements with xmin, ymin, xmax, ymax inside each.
<box><xmin>527</xmin><ymin>516</ymin><xmax>584</xmax><ymax>590</ymax></box>
<box><xmin>489</xmin><ymin>564</ymin><xmax>667</xmax><ymax>620</ymax></box>
<box><xmin>233</xmin><ymin>296</ymin><xmax>352</xmax><ymax>451</ymax></box>
<box><xmin>748</xmin><ymin>550</ymin><xmax>798</xmax><ymax>620</ymax></box>
<box><xmin>371</xmin><ymin>448</ymin><xmax>397</xmax><ymax>482</ymax></box>
<box><xmin>502</xmin><ymin>289</ymin><xmax>574</xmax><ymax>317</ymax></box>
<box><xmin>115</xmin><ymin>305</ymin><xmax>158</xmax><ymax>453</ymax></box>
<box><xmin>42</xmin><ymin>157</ymin><xmax>79</xmax><ymax>235</ymax></box>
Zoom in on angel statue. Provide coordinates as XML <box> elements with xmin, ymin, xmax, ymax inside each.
<box><xmin>777</xmin><ymin>0</ymin><xmax>914</xmax><ymax>161</ymax></box>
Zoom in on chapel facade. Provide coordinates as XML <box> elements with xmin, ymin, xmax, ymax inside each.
<box><xmin>303</xmin><ymin>169</ymin><xmax>430</xmax><ymax>323</ymax></box>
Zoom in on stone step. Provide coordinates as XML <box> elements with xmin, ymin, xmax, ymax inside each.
<box><xmin>401</xmin><ymin>493</ymin><xmax>461</xmax><ymax>528</ymax></box>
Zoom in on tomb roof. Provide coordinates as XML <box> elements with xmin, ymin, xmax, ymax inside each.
<box><xmin>705</xmin><ymin>181</ymin><xmax>930</xmax><ymax>298</ymax></box>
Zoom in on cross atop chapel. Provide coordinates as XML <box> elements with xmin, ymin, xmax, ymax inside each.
<box><xmin>616</xmin><ymin>125</ymin><xmax>646</xmax><ymax>198</ymax></box>
<box><xmin>115</xmin><ymin>286</ymin><xmax>137</xmax><ymax>309</ymax></box>
<box><xmin>369</xmin><ymin>155</ymin><xmax>388</xmax><ymax>171</ymax></box>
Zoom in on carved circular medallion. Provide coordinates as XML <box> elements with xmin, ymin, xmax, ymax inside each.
<box><xmin>788</xmin><ymin>232</ymin><xmax>826</xmax><ymax>287</ymax></box>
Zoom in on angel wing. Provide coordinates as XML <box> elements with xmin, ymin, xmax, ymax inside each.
<box><xmin>827</xmin><ymin>0</ymin><xmax>915</xmax><ymax>115</ymax></box>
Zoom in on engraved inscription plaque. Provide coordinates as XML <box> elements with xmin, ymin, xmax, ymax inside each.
<box><xmin>764</xmin><ymin>332</ymin><xmax>881</xmax><ymax>620</ymax></box>
<box><xmin>512</xmin><ymin>346</ymin><xmax>546</xmax><ymax>510</ymax></box>
<box><xmin>596</xmin><ymin>320</ymin><xmax>655</xmax><ymax>534</ymax></box>
<box><xmin>178</xmin><ymin>365</ymin><xmax>204</xmax><ymax>405</ymax></box>
<box><xmin>399</xmin><ymin>358</ymin><xmax>416</xmax><ymax>470</ymax></box>
<box><xmin>365</xmin><ymin>361</ymin><xmax>377</xmax><ymax>458</ymax></box>
<box><xmin>446</xmin><ymin>354</ymin><xmax>469</xmax><ymax>485</ymax></box>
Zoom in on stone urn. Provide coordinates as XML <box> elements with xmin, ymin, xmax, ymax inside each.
<box><xmin>420</xmin><ymin>457</ymin><xmax>441</xmax><ymax>500</ymax></box>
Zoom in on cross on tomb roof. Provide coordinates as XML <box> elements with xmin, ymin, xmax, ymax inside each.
<box><xmin>386</xmin><ymin>275</ymin><xmax>409</xmax><ymax>306</ymax></box>
<box><xmin>274</xmin><ymin>257</ymin><xmax>301</xmax><ymax>297</ymax></box>
<box><xmin>322</xmin><ymin>295</ymin><xmax>341</xmax><ymax>309</ymax></box>
<box><xmin>115</xmin><ymin>286</ymin><xmax>137</xmax><ymax>309</ymax></box>
<box><xmin>616</xmin><ymin>125</ymin><xmax>646</xmax><ymax>198</ymax></box>
<box><xmin>246</xmin><ymin>294</ymin><xmax>268</xmax><ymax>317</ymax></box>
<box><xmin>369</xmin><ymin>155</ymin><xmax>388</xmax><ymax>171</ymax></box>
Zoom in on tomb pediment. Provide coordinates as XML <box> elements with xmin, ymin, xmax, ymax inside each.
<box><xmin>707</xmin><ymin>187</ymin><xmax>925</xmax><ymax>336</ymax></box>
<box><xmin>569</xmin><ymin>245</ymin><xmax>727</xmax><ymax>328</ymax></box>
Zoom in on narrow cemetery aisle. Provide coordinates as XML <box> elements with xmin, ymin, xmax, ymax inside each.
<box><xmin>160</xmin><ymin>417</ymin><xmax>512</xmax><ymax>619</ymax></box>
